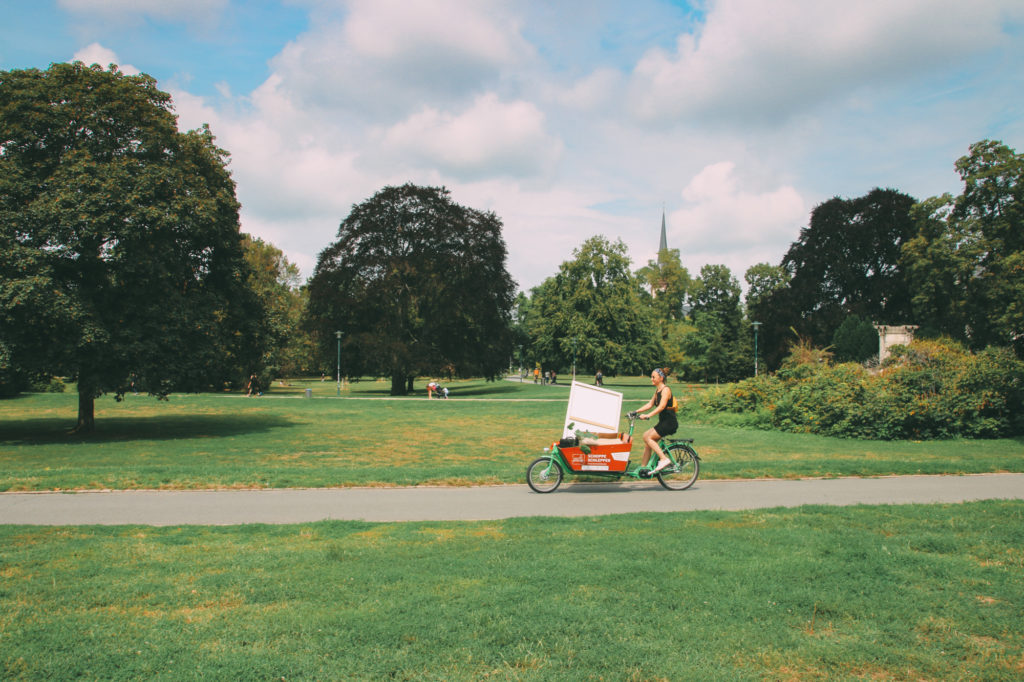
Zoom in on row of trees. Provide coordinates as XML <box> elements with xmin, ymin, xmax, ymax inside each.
<box><xmin>3</xmin><ymin>63</ymin><xmax>1020</xmax><ymax>429</ymax></box>
<box><xmin>1</xmin><ymin>64</ymin><xmax>517</xmax><ymax>426</ymax></box>
<box><xmin>753</xmin><ymin>141</ymin><xmax>1023</xmax><ymax>368</ymax></box>
<box><xmin>518</xmin><ymin>140</ymin><xmax>1023</xmax><ymax>383</ymax></box>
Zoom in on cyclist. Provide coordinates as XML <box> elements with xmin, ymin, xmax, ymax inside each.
<box><xmin>636</xmin><ymin>367</ymin><xmax>677</xmax><ymax>474</ymax></box>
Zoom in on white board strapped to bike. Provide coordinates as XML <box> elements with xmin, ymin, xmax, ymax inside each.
<box><xmin>561</xmin><ymin>381</ymin><xmax>632</xmax><ymax>472</ymax></box>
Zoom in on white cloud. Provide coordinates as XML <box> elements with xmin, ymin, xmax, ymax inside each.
<box><xmin>556</xmin><ymin>68</ymin><xmax>624</xmax><ymax>112</ymax></box>
<box><xmin>71</xmin><ymin>43</ymin><xmax>139</xmax><ymax>75</ymax></box>
<box><xmin>378</xmin><ymin>93</ymin><xmax>563</xmax><ymax>180</ymax></box>
<box><xmin>668</xmin><ymin>162</ymin><xmax>807</xmax><ymax>277</ymax></box>
<box><xmin>170</xmin><ymin>83</ymin><xmax>376</xmax><ymax>276</ymax></box>
<box><xmin>342</xmin><ymin>0</ymin><xmax>527</xmax><ymax>65</ymax></box>
<box><xmin>465</xmin><ymin>181</ymin><xmax>635</xmax><ymax>271</ymax></box>
<box><xmin>95</xmin><ymin>0</ymin><xmax>1017</xmax><ymax>292</ymax></box>
<box><xmin>268</xmin><ymin>0</ymin><xmax>532</xmax><ymax>118</ymax></box>
<box><xmin>628</xmin><ymin>0</ymin><xmax>1024</xmax><ymax>126</ymax></box>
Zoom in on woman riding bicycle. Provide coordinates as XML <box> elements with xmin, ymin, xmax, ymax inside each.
<box><xmin>637</xmin><ymin>367</ymin><xmax>677</xmax><ymax>474</ymax></box>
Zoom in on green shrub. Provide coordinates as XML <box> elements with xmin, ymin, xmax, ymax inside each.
<box><xmin>27</xmin><ymin>375</ymin><xmax>67</xmax><ymax>393</ymax></box>
<box><xmin>698</xmin><ymin>338</ymin><xmax>1024</xmax><ymax>439</ymax></box>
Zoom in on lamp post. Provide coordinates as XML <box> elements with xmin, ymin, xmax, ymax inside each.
<box><xmin>335</xmin><ymin>331</ymin><xmax>342</xmax><ymax>396</ymax></box>
<box><xmin>751</xmin><ymin>321</ymin><xmax>762</xmax><ymax>377</ymax></box>
<box><xmin>518</xmin><ymin>345</ymin><xmax>523</xmax><ymax>382</ymax></box>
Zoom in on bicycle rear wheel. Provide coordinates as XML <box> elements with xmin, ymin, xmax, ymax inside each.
<box><xmin>527</xmin><ymin>456</ymin><xmax>563</xmax><ymax>493</ymax></box>
<box><xmin>657</xmin><ymin>443</ymin><xmax>699</xmax><ymax>490</ymax></box>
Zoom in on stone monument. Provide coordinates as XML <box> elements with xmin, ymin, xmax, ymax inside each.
<box><xmin>873</xmin><ymin>324</ymin><xmax>918</xmax><ymax>364</ymax></box>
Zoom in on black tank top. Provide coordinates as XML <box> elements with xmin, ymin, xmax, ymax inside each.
<box><xmin>654</xmin><ymin>388</ymin><xmax>677</xmax><ymax>425</ymax></box>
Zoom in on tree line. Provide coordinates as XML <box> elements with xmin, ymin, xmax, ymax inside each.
<box><xmin>0</xmin><ymin>64</ymin><xmax>516</xmax><ymax>428</ymax></box>
<box><xmin>519</xmin><ymin>140</ymin><xmax>1023</xmax><ymax>384</ymax></box>
<box><xmin>2</xmin><ymin>63</ymin><xmax>1021</xmax><ymax>430</ymax></box>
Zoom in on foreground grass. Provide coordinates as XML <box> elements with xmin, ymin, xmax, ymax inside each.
<box><xmin>1</xmin><ymin>378</ymin><xmax>1022</xmax><ymax>490</ymax></box>
<box><xmin>2</xmin><ymin>501</ymin><xmax>1022</xmax><ymax>679</ymax></box>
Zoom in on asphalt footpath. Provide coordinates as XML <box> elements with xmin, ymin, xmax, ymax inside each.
<box><xmin>1</xmin><ymin>473</ymin><xmax>1022</xmax><ymax>525</ymax></box>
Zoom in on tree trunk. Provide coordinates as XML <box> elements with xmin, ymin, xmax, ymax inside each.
<box><xmin>75</xmin><ymin>381</ymin><xmax>96</xmax><ymax>433</ymax></box>
<box><xmin>390</xmin><ymin>373</ymin><xmax>407</xmax><ymax>396</ymax></box>
<box><xmin>406</xmin><ymin>376</ymin><xmax>414</xmax><ymax>393</ymax></box>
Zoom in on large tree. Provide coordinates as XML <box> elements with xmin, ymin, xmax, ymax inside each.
<box><xmin>904</xmin><ymin>140</ymin><xmax>1024</xmax><ymax>354</ymax></box>
<box><xmin>306</xmin><ymin>184</ymin><xmax>516</xmax><ymax>394</ymax></box>
<box><xmin>0</xmin><ymin>63</ymin><xmax>264</xmax><ymax>430</ymax></box>
<box><xmin>241</xmin><ymin>235</ymin><xmax>312</xmax><ymax>378</ymax></box>
<box><xmin>743</xmin><ymin>262</ymin><xmax>789</xmax><ymax>316</ymax></box>
<box><xmin>636</xmin><ymin>247</ymin><xmax>691</xmax><ymax>322</ymax></box>
<box><xmin>525</xmin><ymin>236</ymin><xmax>663</xmax><ymax>376</ymax></box>
<box><xmin>758</xmin><ymin>188</ymin><xmax>917</xmax><ymax>365</ymax></box>
<box><xmin>683</xmin><ymin>264</ymin><xmax>750</xmax><ymax>382</ymax></box>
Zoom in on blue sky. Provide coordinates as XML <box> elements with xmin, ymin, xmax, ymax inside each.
<box><xmin>2</xmin><ymin>0</ymin><xmax>1022</xmax><ymax>290</ymax></box>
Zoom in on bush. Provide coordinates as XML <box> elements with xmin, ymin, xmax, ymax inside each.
<box><xmin>698</xmin><ymin>338</ymin><xmax>1024</xmax><ymax>439</ymax></box>
<box><xmin>27</xmin><ymin>376</ymin><xmax>67</xmax><ymax>393</ymax></box>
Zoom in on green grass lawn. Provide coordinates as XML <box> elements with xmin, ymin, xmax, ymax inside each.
<box><xmin>2</xmin><ymin>501</ymin><xmax>1022</xmax><ymax>679</ymax></box>
<box><xmin>1</xmin><ymin>377</ymin><xmax>1022</xmax><ymax>490</ymax></box>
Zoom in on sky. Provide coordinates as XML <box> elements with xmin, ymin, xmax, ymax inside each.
<box><xmin>2</xmin><ymin>0</ymin><xmax>1022</xmax><ymax>292</ymax></box>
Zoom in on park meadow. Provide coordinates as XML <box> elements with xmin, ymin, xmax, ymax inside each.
<box><xmin>3</xmin><ymin>377</ymin><xmax>1024</xmax><ymax>679</ymax></box>
<box><xmin>2</xmin><ymin>376</ymin><xmax>1023</xmax><ymax>491</ymax></box>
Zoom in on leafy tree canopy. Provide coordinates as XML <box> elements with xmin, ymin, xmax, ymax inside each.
<box><xmin>0</xmin><ymin>62</ymin><xmax>264</xmax><ymax>430</ymax></box>
<box><xmin>525</xmin><ymin>236</ymin><xmax>663</xmax><ymax>376</ymax></box>
<box><xmin>756</xmin><ymin>188</ymin><xmax>917</xmax><ymax>366</ymax></box>
<box><xmin>683</xmin><ymin>264</ymin><xmax>750</xmax><ymax>382</ymax></box>
<box><xmin>306</xmin><ymin>184</ymin><xmax>516</xmax><ymax>394</ymax></box>
<box><xmin>904</xmin><ymin>140</ymin><xmax>1024</xmax><ymax>353</ymax></box>
<box><xmin>241</xmin><ymin>234</ymin><xmax>311</xmax><ymax>379</ymax></box>
<box><xmin>744</xmin><ymin>262</ymin><xmax>789</xmax><ymax>316</ymax></box>
<box><xmin>636</xmin><ymin>247</ymin><xmax>691</xmax><ymax>322</ymax></box>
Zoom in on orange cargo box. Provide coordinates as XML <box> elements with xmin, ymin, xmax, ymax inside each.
<box><xmin>559</xmin><ymin>433</ymin><xmax>632</xmax><ymax>473</ymax></box>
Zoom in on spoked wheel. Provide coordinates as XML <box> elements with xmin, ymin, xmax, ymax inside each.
<box><xmin>657</xmin><ymin>443</ymin><xmax>700</xmax><ymax>490</ymax></box>
<box><xmin>526</xmin><ymin>456</ymin><xmax>564</xmax><ymax>493</ymax></box>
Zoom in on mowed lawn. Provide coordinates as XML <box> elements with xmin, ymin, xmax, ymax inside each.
<box><xmin>2</xmin><ymin>502</ymin><xmax>1023</xmax><ymax>679</ymax></box>
<box><xmin>1</xmin><ymin>377</ymin><xmax>1023</xmax><ymax>491</ymax></box>
<box><xmin>3</xmin><ymin>379</ymin><xmax>1024</xmax><ymax>680</ymax></box>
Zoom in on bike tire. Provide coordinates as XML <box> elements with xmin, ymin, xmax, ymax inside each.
<box><xmin>526</xmin><ymin>456</ymin><xmax>564</xmax><ymax>493</ymax></box>
<box><xmin>657</xmin><ymin>443</ymin><xmax>700</xmax><ymax>490</ymax></box>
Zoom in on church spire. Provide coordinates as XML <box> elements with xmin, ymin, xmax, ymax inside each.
<box><xmin>659</xmin><ymin>207</ymin><xmax>668</xmax><ymax>253</ymax></box>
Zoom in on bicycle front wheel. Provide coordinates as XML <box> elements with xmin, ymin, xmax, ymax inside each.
<box><xmin>527</xmin><ymin>456</ymin><xmax>564</xmax><ymax>493</ymax></box>
<box><xmin>657</xmin><ymin>443</ymin><xmax>700</xmax><ymax>490</ymax></box>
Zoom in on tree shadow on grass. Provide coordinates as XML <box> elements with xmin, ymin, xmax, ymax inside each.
<box><xmin>0</xmin><ymin>413</ymin><xmax>296</xmax><ymax>445</ymax></box>
<box><xmin>447</xmin><ymin>383</ymin><xmax>529</xmax><ymax>397</ymax></box>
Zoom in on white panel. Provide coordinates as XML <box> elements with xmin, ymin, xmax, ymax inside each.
<box><xmin>563</xmin><ymin>381</ymin><xmax>623</xmax><ymax>437</ymax></box>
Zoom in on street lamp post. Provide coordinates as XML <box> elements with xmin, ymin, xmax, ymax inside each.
<box><xmin>335</xmin><ymin>331</ymin><xmax>342</xmax><ymax>396</ymax></box>
<box><xmin>518</xmin><ymin>345</ymin><xmax>523</xmax><ymax>382</ymax></box>
<box><xmin>751</xmin><ymin>321</ymin><xmax>762</xmax><ymax>377</ymax></box>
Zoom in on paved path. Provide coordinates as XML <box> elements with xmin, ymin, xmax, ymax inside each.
<box><xmin>2</xmin><ymin>473</ymin><xmax>1022</xmax><ymax>525</ymax></box>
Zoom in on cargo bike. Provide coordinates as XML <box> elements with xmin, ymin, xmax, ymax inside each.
<box><xmin>526</xmin><ymin>381</ymin><xmax>700</xmax><ymax>493</ymax></box>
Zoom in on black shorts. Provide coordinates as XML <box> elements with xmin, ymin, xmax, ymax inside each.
<box><xmin>654</xmin><ymin>414</ymin><xmax>678</xmax><ymax>438</ymax></box>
